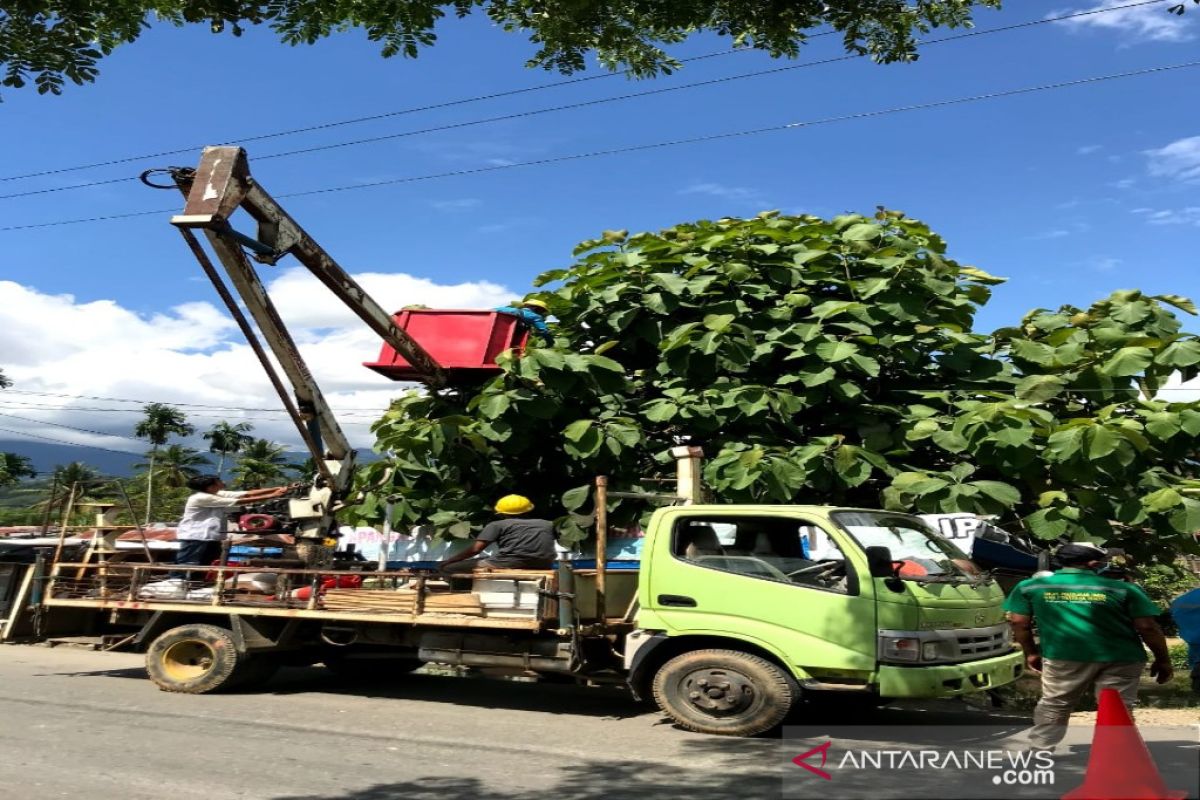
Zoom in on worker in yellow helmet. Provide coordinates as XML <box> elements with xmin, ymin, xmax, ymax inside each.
<box><xmin>494</xmin><ymin>299</ymin><xmax>553</xmax><ymax>344</ymax></box>
<box><xmin>438</xmin><ymin>494</ymin><xmax>558</xmax><ymax>574</ymax></box>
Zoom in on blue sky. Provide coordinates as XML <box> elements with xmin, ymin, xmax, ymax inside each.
<box><xmin>1</xmin><ymin>0</ymin><xmax>1199</xmax><ymax>465</ymax></box>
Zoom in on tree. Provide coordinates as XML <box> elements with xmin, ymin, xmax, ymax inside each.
<box><xmin>0</xmin><ymin>452</ymin><xmax>35</xmax><ymax>487</ymax></box>
<box><xmin>28</xmin><ymin>461</ymin><xmax>109</xmax><ymax>527</ymax></box>
<box><xmin>349</xmin><ymin>210</ymin><xmax>1200</xmax><ymax>564</ymax></box>
<box><xmin>133</xmin><ymin>403</ymin><xmax>194</xmax><ymax>524</ymax></box>
<box><xmin>137</xmin><ymin>444</ymin><xmax>211</xmax><ymax>488</ymax></box>
<box><xmin>202</xmin><ymin>421</ymin><xmax>254</xmax><ymax>478</ymax></box>
<box><xmin>0</xmin><ymin>368</ymin><xmax>10</xmax><ymax>388</ymax></box>
<box><xmin>0</xmin><ymin>1</ymin><xmax>1009</xmax><ymax>95</ymax></box>
<box><xmin>232</xmin><ymin>439</ymin><xmax>297</xmax><ymax>489</ymax></box>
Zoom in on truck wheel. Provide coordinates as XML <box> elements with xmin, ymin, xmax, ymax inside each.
<box><xmin>145</xmin><ymin>624</ymin><xmax>242</xmax><ymax>694</ymax></box>
<box><xmin>651</xmin><ymin>648</ymin><xmax>796</xmax><ymax>736</ymax></box>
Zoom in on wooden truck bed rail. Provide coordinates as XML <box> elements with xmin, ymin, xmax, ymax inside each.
<box><xmin>43</xmin><ymin>562</ymin><xmax>556</xmax><ymax>631</ymax></box>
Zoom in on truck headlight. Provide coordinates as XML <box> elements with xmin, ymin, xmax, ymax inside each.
<box><xmin>882</xmin><ymin>636</ymin><xmax>920</xmax><ymax>662</ymax></box>
<box><xmin>921</xmin><ymin>642</ymin><xmax>941</xmax><ymax>661</ymax></box>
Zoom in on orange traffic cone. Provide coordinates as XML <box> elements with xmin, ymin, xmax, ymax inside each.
<box><xmin>1061</xmin><ymin>688</ymin><xmax>1188</xmax><ymax>800</ymax></box>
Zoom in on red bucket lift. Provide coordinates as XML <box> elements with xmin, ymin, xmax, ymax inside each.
<box><xmin>364</xmin><ymin>309</ymin><xmax>530</xmax><ymax>383</ymax></box>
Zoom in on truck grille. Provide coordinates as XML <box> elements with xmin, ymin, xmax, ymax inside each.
<box><xmin>954</xmin><ymin>626</ymin><xmax>1010</xmax><ymax>659</ymax></box>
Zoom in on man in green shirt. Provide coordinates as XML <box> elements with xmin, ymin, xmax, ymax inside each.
<box><xmin>1004</xmin><ymin>543</ymin><xmax>1173</xmax><ymax>748</ymax></box>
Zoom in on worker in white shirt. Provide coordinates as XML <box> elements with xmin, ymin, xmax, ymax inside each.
<box><xmin>171</xmin><ymin>474</ymin><xmax>291</xmax><ymax>579</ymax></box>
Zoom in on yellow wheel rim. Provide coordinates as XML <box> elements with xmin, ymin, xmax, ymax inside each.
<box><xmin>160</xmin><ymin>640</ymin><xmax>216</xmax><ymax>682</ymax></box>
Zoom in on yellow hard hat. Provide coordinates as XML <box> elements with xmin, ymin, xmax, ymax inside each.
<box><xmin>521</xmin><ymin>299</ymin><xmax>549</xmax><ymax>312</ymax></box>
<box><xmin>494</xmin><ymin>494</ymin><xmax>535</xmax><ymax>515</ymax></box>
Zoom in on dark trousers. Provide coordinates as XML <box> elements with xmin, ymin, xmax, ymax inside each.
<box><xmin>170</xmin><ymin>540</ymin><xmax>221</xmax><ymax>580</ymax></box>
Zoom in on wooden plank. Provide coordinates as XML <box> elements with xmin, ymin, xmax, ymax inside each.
<box><xmin>40</xmin><ymin>597</ymin><xmax>543</xmax><ymax>629</ymax></box>
<box><xmin>0</xmin><ymin>564</ymin><xmax>35</xmax><ymax>642</ymax></box>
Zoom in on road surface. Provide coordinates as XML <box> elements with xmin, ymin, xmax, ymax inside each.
<box><xmin>0</xmin><ymin>644</ymin><xmax>1030</xmax><ymax>799</ymax></box>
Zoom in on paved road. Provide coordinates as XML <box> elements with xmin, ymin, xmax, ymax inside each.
<box><xmin>0</xmin><ymin>645</ymin><xmax>1028</xmax><ymax>800</ymax></box>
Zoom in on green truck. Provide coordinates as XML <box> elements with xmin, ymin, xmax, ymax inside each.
<box><xmin>42</xmin><ymin>502</ymin><xmax>1022</xmax><ymax>737</ymax></box>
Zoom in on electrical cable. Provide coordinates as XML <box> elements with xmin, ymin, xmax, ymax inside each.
<box><xmin>3</xmin><ymin>57</ymin><xmax>1195</xmax><ymax>233</ymax></box>
<box><xmin>0</xmin><ymin>0</ymin><xmax>1169</xmax><ymax>202</ymax></box>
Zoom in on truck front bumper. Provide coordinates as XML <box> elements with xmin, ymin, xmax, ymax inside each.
<box><xmin>877</xmin><ymin>649</ymin><xmax>1023</xmax><ymax>698</ymax></box>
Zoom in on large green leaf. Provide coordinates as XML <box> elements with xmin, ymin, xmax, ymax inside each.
<box><xmin>814</xmin><ymin>341</ymin><xmax>858</xmax><ymax>362</ymax></box>
<box><xmin>1100</xmin><ymin>347</ymin><xmax>1153</xmax><ymax>377</ymax></box>
<box><xmin>1015</xmin><ymin>375</ymin><xmax>1066</xmax><ymax>403</ymax></box>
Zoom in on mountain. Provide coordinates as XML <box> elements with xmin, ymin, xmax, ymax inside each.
<box><xmin>0</xmin><ymin>441</ymin><xmax>380</xmax><ymax>478</ymax></box>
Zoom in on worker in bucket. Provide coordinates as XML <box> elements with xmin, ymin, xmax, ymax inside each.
<box><xmin>171</xmin><ymin>475</ymin><xmax>292</xmax><ymax>580</ymax></box>
<box><xmin>438</xmin><ymin>494</ymin><xmax>557</xmax><ymax>574</ymax></box>
<box><xmin>495</xmin><ymin>299</ymin><xmax>554</xmax><ymax>345</ymax></box>
<box><xmin>1004</xmin><ymin>542</ymin><xmax>1174</xmax><ymax>748</ymax></box>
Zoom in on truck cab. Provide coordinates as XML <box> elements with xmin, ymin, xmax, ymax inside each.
<box><xmin>627</xmin><ymin>505</ymin><xmax>1023</xmax><ymax>735</ymax></box>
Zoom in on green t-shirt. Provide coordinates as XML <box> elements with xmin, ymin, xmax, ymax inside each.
<box><xmin>1003</xmin><ymin>568</ymin><xmax>1161</xmax><ymax>663</ymax></box>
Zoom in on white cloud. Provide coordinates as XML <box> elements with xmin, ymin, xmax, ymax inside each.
<box><xmin>0</xmin><ymin>270</ymin><xmax>514</xmax><ymax>455</ymax></box>
<box><xmin>430</xmin><ymin>198</ymin><xmax>481</xmax><ymax>212</ymax></box>
<box><xmin>1089</xmin><ymin>256</ymin><xmax>1122</xmax><ymax>272</ymax></box>
<box><xmin>1109</xmin><ymin>177</ymin><xmax>1137</xmax><ymax>189</ymax></box>
<box><xmin>680</xmin><ymin>182</ymin><xmax>772</xmax><ymax>209</ymax></box>
<box><xmin>1145</xmin><ymin>135</ymin><xmax>1200</xmax><ymax>183</ymax></box>
<box><xmin>1077</xmin><ymin>144</ymin><xmax>1103</xmax><ymax>155</ymax></box>
<box><xmin>1051</xmin><ymin>1</ymin><xmax>1196</xmax><ymax>44</ymax></box>
<box><xmin>1131</xmin><ymin>206</ymin><xmax>1200</xmax><ymax>225</ymax></box>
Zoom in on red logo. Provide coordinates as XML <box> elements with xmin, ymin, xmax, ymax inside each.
<box><xmin>792</xmin><ymin>741</ymin><xmax>833</xmax><ymax>780</ymax></box>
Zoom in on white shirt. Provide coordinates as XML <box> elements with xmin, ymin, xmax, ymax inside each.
<box><xmin>176</xmin><ymin>490</ymin><xmax>247</xmax><ymax>541</ymax></box>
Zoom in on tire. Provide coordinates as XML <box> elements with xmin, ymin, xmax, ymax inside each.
<box><xmin>651</xmin><ymin>648</ymin><xmax>796</xmax><ymax>736</ymax></box>
<box><xmin>145</xmin><ymin>624</ymin><xmax>243</xmax><ymax>694</ymax></box>
<box><xmin>322</xmin><ymin>649</ymin><xmax>423</xmax><ymax>682</ymax></box>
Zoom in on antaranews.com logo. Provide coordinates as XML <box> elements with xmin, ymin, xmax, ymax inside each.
<box><xmin>792</xmin><ymin>740</ymin><xmax>1055</xmax><ymax>787</ymax></box>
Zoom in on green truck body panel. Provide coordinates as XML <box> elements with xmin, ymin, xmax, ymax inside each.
<box><xmin>635</xmin><ymin>504</ymin><xmax>1021</xmax><ymax>699</ymax></box>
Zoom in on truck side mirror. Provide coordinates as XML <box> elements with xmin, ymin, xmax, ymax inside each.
<box><xmin>865</xmin><ymin>546</ymin><xmax>896</xmax><ymax>578</ymax></box>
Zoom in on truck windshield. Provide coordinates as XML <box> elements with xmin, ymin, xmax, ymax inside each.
<box><xmin>832</xmin><ymin>511</ymin><xmax>976</xmax><ymax>582</ymax></box>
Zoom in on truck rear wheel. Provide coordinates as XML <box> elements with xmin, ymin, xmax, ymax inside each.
<box><xmin>146</xmin><ymin>623</ymin><xmax>243</xmax><ymax>694</ymax></box>
<box><xmin>651</xmin><ymin>648</ymin><xmax>796</xmax><ymax>736</ymax></box>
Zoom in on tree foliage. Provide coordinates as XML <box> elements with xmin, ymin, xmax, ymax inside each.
<box><xmin>351</xmin><ymin>210</ymin><xmax>1200</xmax><ymax>563</ymax></box>
<box><xmin>0</xmin><ymin>1</ymin><xmax>1009</xmax><ymax>95</ymax></box>
<box><xmin>203</xmin><ymin>420</ymin><xmax>254</xmax><ymax>477</ymax></box>
<box><xmin>232</xmin><ymin>438</ymin><xmax>297</xmax><ymax>488</ymax></box>
<box><xmin>0</xmin><ymin>452</ymin><xmax>35</xmax><ymax>487</ymax></box>
<box><xmin>133</xmin><ymin>402</ymin><xmax>194</xmax><ymax>523</ymax></box>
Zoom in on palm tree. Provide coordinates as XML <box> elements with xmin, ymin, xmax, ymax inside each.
<box><xmin>232</xmin><ymin>439</ymin><xmax>298</xmax><ymax>489</ymax></box>
<box><xmin>137</xmin><ymin>444</ymin><xmax>211</xmax><ymax>489</ymax></box>
<box><xmin>0</xmin><ymin>452</ymin><xmax>35</xmax><ymax>487</ymax></box>
<box><xmin>134</xmin><ymin>403</ymin><xmax>194</xmax><ymax>523</ymax></box>
<box><xmin>29</xmin><ymin>462</ymin><xmax>108</xmax><ymax>527</ymax></box>
<box><xmin>202</xmin><ymin>421</ymin><xmax>254</xmax><ymax>478</ymax></box>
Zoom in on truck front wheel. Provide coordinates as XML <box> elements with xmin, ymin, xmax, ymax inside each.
<box><xmin>146</xmin><ymin>623</ymin><xmax>244</xmax><ymax>694</ymax></box>
<box><xmin>651</xmin><ymin>648</ymin><xmax>796</xmax><ymax>736</ymax></box>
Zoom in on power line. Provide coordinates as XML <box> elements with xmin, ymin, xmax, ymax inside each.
<box><xmin>5</xmin><ymin>58</ymin><xmax>1195</xmax><ymax>234</ymax></box>
<box><xmin>0</xmin><ymin>426</ymin><xmax>142</xmax><ymax>455</ymax></box>
<box><xmin>0</xmin><ymin>411</ymin><xmax>144</xmax><ymax>441</ymax></box>
<box><xmin>0</xmin><ymin>0</ymin><xmax>1168</xmax><ymax>202</ymax></box>
<box><xmin>0</xmin><ymin>389</ymin><xmax>392</xmax><ymax>412</ymax></box>
<box><xmin>0</xmin><ymin>49</ymin><xmax>760</xmax><ymax>185</ymax></box>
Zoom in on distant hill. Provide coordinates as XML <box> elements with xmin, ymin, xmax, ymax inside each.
<box><xmin>0</xmin><ymin>441</ymin><xmax>380</xmax><ymax>478</ymax></box>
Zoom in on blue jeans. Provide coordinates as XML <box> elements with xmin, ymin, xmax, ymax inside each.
<box><xmin>170</xmin><ymin>540</ymin><xmax>221</xmax><ymax>580</ymax></box>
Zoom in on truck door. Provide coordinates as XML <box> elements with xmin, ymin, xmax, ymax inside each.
<box><xmin>644</xmin><ymin>510</ymin><xmax>877</xmax><ymax>674</ymax></box>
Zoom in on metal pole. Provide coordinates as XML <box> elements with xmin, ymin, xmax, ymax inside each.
<box><xmin>51</xmin><ymin>483</ymin><xmax>78</xmax><ymax>566</ymax></box>
<box><xmin>39</xmin><ymin>476</ymin><xmax>59</xmax><ymax>536</ymax></box>
<box><xmin>594</xmin><ymin>475</ymin><xmax>608</xmax><ymax>629</ymax></box>
<box><xmin>113</xmin><ymin>481</ymin><xmax>155</xmax><ymax>563</ymax></box>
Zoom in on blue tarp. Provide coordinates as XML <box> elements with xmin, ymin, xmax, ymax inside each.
<box><xmin>1170</xmin><ymin>587</ymin><xmax>1200</xmax><ymax>668</ymax></box>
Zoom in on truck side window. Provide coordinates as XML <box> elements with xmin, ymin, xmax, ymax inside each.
<box><xmin>672</xmin><ymin>517</ymin><xmax>849</xmax><ymax>593</ymax></box>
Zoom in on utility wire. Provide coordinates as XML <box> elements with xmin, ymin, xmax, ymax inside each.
<box><xmin>0</xmin><ymin>426</ymin><xmax>142</xmax><ymax>455</ymax></box>
<box><xmin>0</xmin><ymin>49</ymin><xmax>763</xmax><ymax>184</ymax></box>
<box><xmin>0</xmin><ymin>0</ymin><xmax>1168</xmax><ymax>202</ymax></box>
<box><xmin>0</xmin><ymin>388</ymin><xmax>392</xmax><ymax>412</ymax></box>
<box><xmin>0</xmin><ymin>411</ymin><xmax>146</xmax><ymax>441</ymax></box>
<box><xmin>4</xmin><ymin>57</ymin><xmax>1196</xmax><ymax>234</ymax></box>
